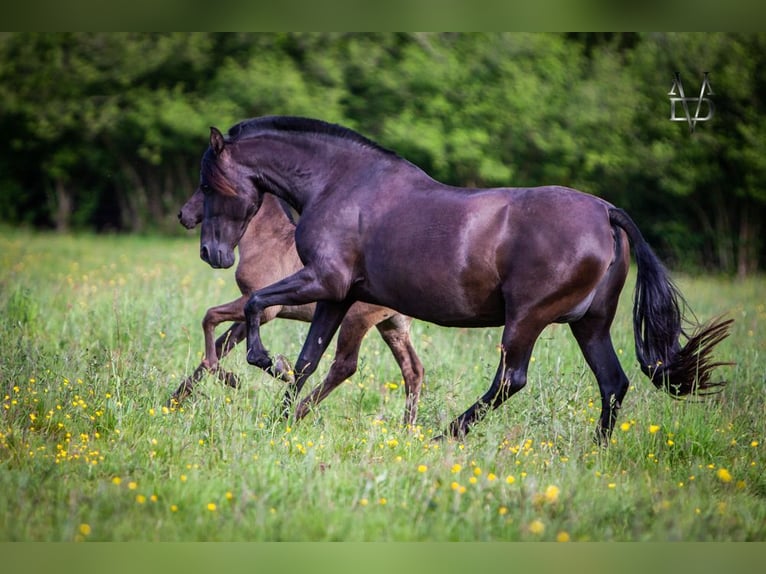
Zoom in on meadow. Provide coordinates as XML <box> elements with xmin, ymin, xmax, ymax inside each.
<box><xmin>0</xmin><ymin>226</ymin><xmax>764</xmax><ymax>541</ymax></box>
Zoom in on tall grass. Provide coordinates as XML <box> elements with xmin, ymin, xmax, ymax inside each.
<box><xmin>0</xmin><ymin>226</ymin><xmax>763</xmax><ymax>541</ymax></box>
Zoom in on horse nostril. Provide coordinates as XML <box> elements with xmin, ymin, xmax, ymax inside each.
<box><xmin>200</xmin><ymin>245</ymin><xmax>210</xmax><ymax>262</ymax></box>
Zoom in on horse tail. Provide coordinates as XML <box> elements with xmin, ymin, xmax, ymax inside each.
<box><xmin>608</xmin><ymin>207</ymin><xmax>733</xmax><ymax>398</ymax></box>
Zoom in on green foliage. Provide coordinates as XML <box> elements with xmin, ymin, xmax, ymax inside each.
<box><xmin>0</xmin><ymin>228</ymin><xmax>763</xmax><ymax>541</ymax></box>
<box><xmin>0</xmin><ymin>33</ymin><xmax>764</xmax><ymax>271</ymax></box>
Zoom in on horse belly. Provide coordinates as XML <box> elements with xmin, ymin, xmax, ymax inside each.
<box><xmin>358</xmin><ymin>241</ymin><xmax>506</xmax><ymax>327</ymax></box>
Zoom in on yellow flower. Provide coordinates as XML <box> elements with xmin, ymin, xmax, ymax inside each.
<box><xmin>451</xmin><ymin>464</ymin><xmax>462</xmax><ymax>473</ymax></box>
<box><xmin>78</xmin><ymin>523</ymin><xmax>91</xmax><ymax>536</ymax></box>
<box><xmin>135</xmin><ymin>494</ymin><xmax>146</xmax><ymax>504</ymax></box>
<box><xmin>544</xmin><ymin>485</ymin><xmax>560</xmax><ymax>503</ymax></box>
<box><xmin>620</xmin><ymin>422</ymin><xmax>630</xmax><ymax>431</ymax></box>
<box><xmin>128</xmin><ymin>481</ymin><xmax>137</xmax><ymax>490</ymax></box>
<box><xmin>649</xmin><ymin>424</ymin><xmax>660</xmax><ymax>434</ymax></box>
<box><xmin>417</xmin><ymin>464</ymin><xmax>427</xmax><ymax>473</ymax></box>
<box><xmin>716</xmin><ymin>468</ymin><xmax>733</xmax><ymax>483</ymax></box>
<box><xmin>498</xmin><ymin>506</ymin><xmax>508</xmax><ymax>515</ymax></box>
<box><xmin>528</xmin><ymin>519</ymin><xmax>545</xmax><ymax>535</ymax></box>
<box><xmin>170</xmin><ymin>505</ymin><xmax>178</xmax><ymax>512</ymax></box>
<box><xmin>226</xmin><ymin>491</ymin><xmax>234</xmax><ymax>501</ymax></box>
<box><xmin>207</xmin><ymin>503</ymin><xmax>217</xmax><ymax>511</ymax></box>
<box><xmin>359</xmin><ymin>498</ymin><xmax>368</xmax><ymax>507</ymax></box>
<box><xmin>111</xmin><ymin>476</ymin><xmax>122</xmax><ymax>486</ymax></box>
<box><xmin>505</xmin><ymin>475</ymin><xmax>516</xmax><ymax>484</ymax></box>
<box><xmin>378</xmin><ymin>498</ymin><xmax>387</xmax><ymax>505</ymax></box>
<box><xmin>556</xmin><ymin>531</ymin><xmax>570</xmax><ymax>542</ymax></box>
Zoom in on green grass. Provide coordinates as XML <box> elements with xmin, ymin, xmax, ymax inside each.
<box><xmin>0</xmin><ymin>226</ymin><xmax>764</xmax><ymax>541</ymax></box>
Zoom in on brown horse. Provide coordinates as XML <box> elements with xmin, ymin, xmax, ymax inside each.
<box><xmin>197</xmin><ymin>116</ymin><xmax>733</xmax><ymax>442</ymax></box>
<box><xmin>171</xmin><ymin>188</ymin><xmax>424</xmax><ymax>425</ymax></box>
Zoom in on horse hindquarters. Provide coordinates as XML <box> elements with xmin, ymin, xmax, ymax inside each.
<box><xmin>568</xmin><ymin>226</ymin><xmax>632</xmax><ymax>443</ymax></box>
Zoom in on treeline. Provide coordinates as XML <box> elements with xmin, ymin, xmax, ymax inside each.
<box><xmin>0</xmin><ymin>33</ymin><xmax>764</xmax><ymax>275</ymax></box>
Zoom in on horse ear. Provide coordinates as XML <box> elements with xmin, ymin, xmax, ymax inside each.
<box><xmin>209</xmin><ymin>127</ymin><xmax>225</xmax><ymax>156</ymax></box>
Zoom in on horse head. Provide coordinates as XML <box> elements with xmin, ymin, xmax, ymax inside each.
<box><xmin>178</xmin><ymin>187</ymin><xmax>204</xmax><ymax>230</ymax></box>
<box><xmin>198</xmin><ymin>127</ymin><xmax>262</xmax><ymax>269</ymax></box>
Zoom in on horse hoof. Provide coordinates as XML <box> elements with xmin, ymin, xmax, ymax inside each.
<box><xmin>274</xmin><ymin>354</ymin><xmax>295</xmax><ymax>384</ymax></box>
<box><xmin>247</xmin><ymin>348</ymin><xmax>273</xmax><ymax>370</ymax></box>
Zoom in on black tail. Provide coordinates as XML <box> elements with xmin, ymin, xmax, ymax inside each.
<box><xmin>609</xmin><ymin>207</ymin><xmax>733</xmax><ymax>397</ymax></box>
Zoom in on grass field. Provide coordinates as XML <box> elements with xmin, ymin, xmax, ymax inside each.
<box><xmin>0</xmin><ymin>226</ymin><xmax>764</xmax><ymax>541</ymax></box>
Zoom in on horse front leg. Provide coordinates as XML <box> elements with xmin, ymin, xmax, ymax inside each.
<box><xmin>244</xmin><ymin>266</ymin><xmax>346</xmax><ymax>370</ymax></box>
<box><xmin>283</xmin><ymin>299</ymin><xmax>352</xmax><ymax>417</ymax></box>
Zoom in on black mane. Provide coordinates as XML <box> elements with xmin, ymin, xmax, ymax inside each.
<box><xmin>227</xmin><ymin>116</ymin><xmax>398</xmax><ymax>157</ymax></box>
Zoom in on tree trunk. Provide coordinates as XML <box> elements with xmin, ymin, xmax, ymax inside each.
<box><xmin>737</xmin><ymin>204</ymin><xmax>761</xmax><ymax>278</ymax></box>
<box><xmin>54</xmin><ymin>179</ymin><xmax>72</xmax><ymax>233</ymax></box>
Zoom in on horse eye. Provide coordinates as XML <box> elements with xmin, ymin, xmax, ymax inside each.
<box><xmin>200</xmin><ymin>184</ymin><xmax>211</xmax><ymax>195</ymax></box>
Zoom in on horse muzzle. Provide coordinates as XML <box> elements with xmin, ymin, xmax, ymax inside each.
<box><xmin>200</xmin><ymin>242</ymin><xmax>235</xmax><ymax>269</ymax></box>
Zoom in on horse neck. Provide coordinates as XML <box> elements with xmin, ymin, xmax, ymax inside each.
<box><xmin>237</xmin><ymin>193</ymin><xmax>294</xmax><ymax>261</ymax></box>
<box><xmin>239</xmin><ymin>134</ymin><xmax>388</xmax><ymax>212</ymax></box>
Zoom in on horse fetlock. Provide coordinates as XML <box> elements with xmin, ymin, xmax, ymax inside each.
<box><xmin>247</xmin><ymin>346</ymin><xmax>273</xmax><ymax>369</ymax></box>
<box><xmin>273</xmin><ymin>354</ymin><xmax>295</xmax><ymax>384</ymax></box>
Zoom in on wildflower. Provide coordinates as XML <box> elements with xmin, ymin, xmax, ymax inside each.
<box><xmin>716</xmin><ymin>468</ymin><xmax>733</xmax><ymax>483</ymax></box>
<box><xmin>620</xmin><ymin>422</ymin><xmax>630</xmax><ymax>432</ymax></box>
<box><xmin>556</xmin><ymin>531</ymin><xmax>570</xmax><ymax>542</ymax></box>
<box><xmin>180</xmin><ymin>474</ymin><xmax>187</xmax><ymax>483</ymax></box>
<box><xmin>498</xmin><ymin>506</ymin><xmax>508</xmax><ymax>516</ymax></box>
<box><xmin>608</xmin><ymin>483</ymin><xmax>617</xmax><ymax>489</ymax></box>
<box><xmin>79</xmin><ymin>524</ymin><xmax>91</xmax><ymax>536</ymax></box>
<box><xmin>528</xmin><ymin>519</ymin><xmax>545</xmax><ymax>535</ymax></box>
<box><xmin>378</xmin><ymin>498</ymin><xmax>387</xmax><ymax>505</ymax></box>
<box><xmin>207</xmin><ymin>503</ymin><xmax>217</xmax><ymax>512</ymax></box>
<box><xmin>649</xmin><ymin>425</ymin><xmax>660</xmax><ymax>435</ymax></box>
<box><xmin>417</xmin><ymin>464</ymin><xmax>427</xmax><ymax>473</ymax></box>
<box><xmin>111</xmin><ymin>477</ymin><xmax>122</xmax><ymax>486</ymax></box>
<box><xmin>505</xmin><ymin>475</ymin><xmax>516</xmax><ymax>485</ymax></box>
<box><xmin>128</xmin><ymin>481</ymin><xmax>137</xmax><ymax>490</ymax></box>
<box><xmin>359</xmin><ymin>498</ymin><xmax>369</xmax><ymax>507</ymax></box>
<box><xmin>136</xmin><ymin>495</ymin><xmax>146</xmax><ymax>504</ymax></box>
<box><xmin>751</xmin><ymin>441</ymin><xmax>759</xmax><ymax>447</ymax></box>
<box><xmin>544</xmin><ymin>485</ymin><xmax>560</xmax><ymax>503</ymax></box>
<box><xmin>170</xmin><ymin>505</ymin><xmax>178</xmax><ymax>512</ymax></box>
<box><xmin>451</xmin><ymin>463</ymin><xmax>462</xmax><ymax>474</ymax></box>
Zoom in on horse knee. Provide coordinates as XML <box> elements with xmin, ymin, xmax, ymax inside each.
<box><xmin>244</xmin><ymin>295</ymin><xmax>261</xmax><ymax>319</ymax></box>
<box><xmin>503</xmin><ymin>369</ymin><xmax>527</xmax><ymax>395</ymax></box>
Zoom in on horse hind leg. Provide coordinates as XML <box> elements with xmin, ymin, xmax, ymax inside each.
<box><xmin>293</xmin><ymin>312</ymin><xmax>369</xmax><ymax>420</ymax></box>
<box><xmin>375</xmin><ymin>315</ymin><xmax>424</xmax><ymax>427</ymax></box>
<box><xmin>569</xmin><ymin>315</ymin><xmax>630</xmax><ymax>446</ymax></box>
<box><xmin>445</xmin><ymin>317</ymin><xmax>542</xmax><ymax>439</ymax></box>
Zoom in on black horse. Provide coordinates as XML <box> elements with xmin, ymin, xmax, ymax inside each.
<box><xmin>197</xmin><ymin>115</ymin><xmax>732</xmax><ymax>442</ymax></box>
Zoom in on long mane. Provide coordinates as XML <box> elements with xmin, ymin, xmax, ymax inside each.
<box><xmin>202</xmin><ymin>116</ymin><xmax>403</xmax><ymax>198</ymax></box>
<box><xmin>227</xmin><ymin>116</ymin><xmax>400</xmax><ymax>158</ymax></box>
